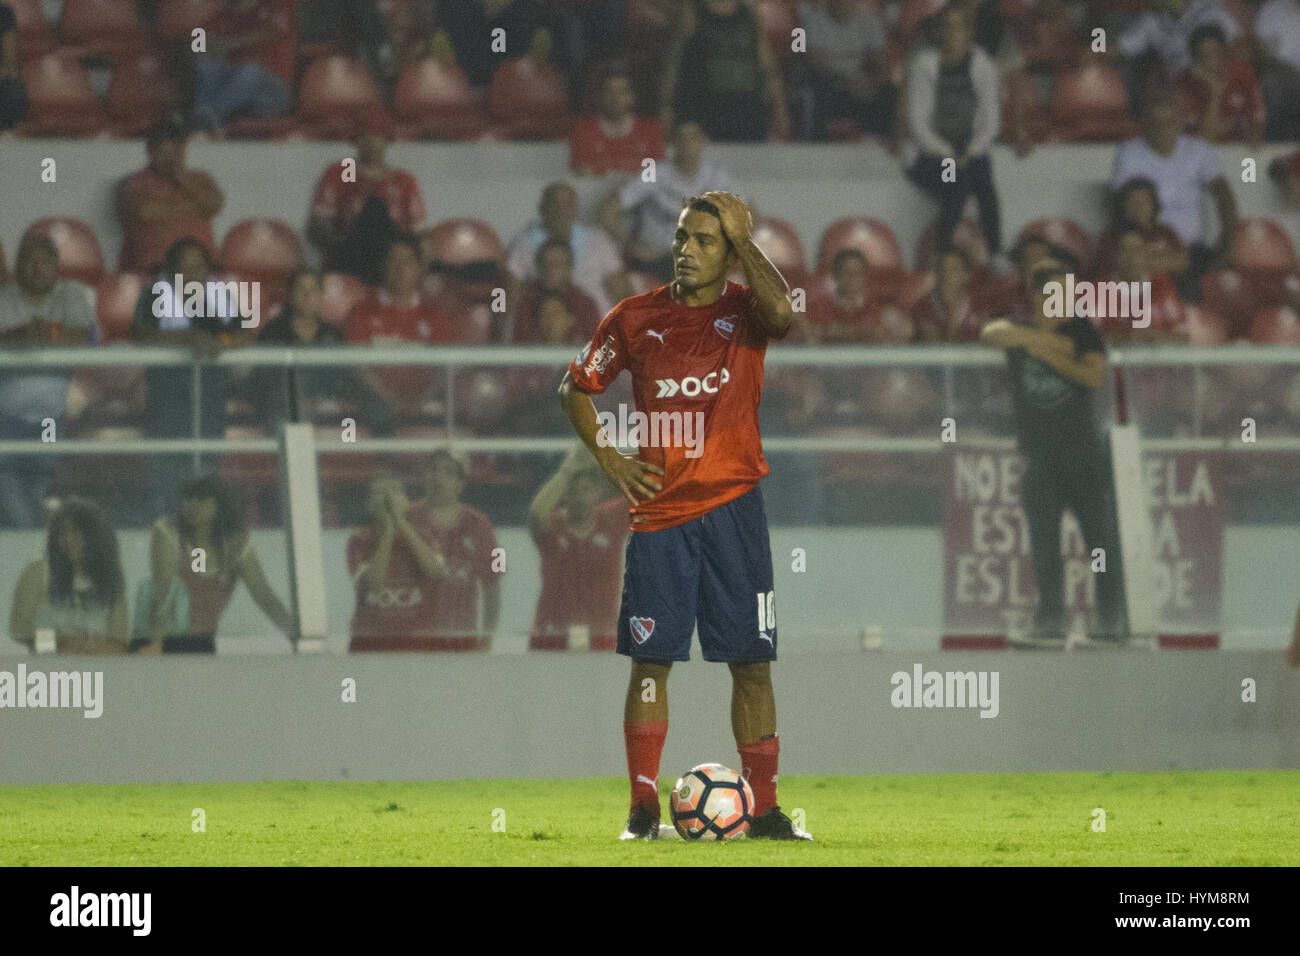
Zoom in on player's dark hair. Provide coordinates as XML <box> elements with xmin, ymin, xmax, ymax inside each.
<box><xmin>684</xmin><ymin>197</ymin><xmax>734</xmax><ymax>253</ymax></box>
<box><xmin>1188</xmin><ymin>23</ymin><xmax>1226</xmax><ymax>58</ymax></box>
<box><xmin>176</xmin><ymin>472</ymin><xmax>245</xmax><ymax>552</ymax></box>
<box><xmin>832</xmin><ymin>247</ymin><xmax>869</xmax><ymax>274</ymax></box>
<box><xmin>534</xmin><ymin>238</ymin><xmax>575</xmax><ymax>267</ymax></box>
<box><xmin>46</xmin><ymin>497</ymin><xmax>125</xmax><ymax>610</ymax></box>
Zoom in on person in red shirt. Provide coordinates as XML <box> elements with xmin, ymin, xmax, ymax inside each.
<box><xmin>347</xmin><ymin>452</ymin><xmax>500</xmax><ymax>651</ymax></box>
<box><xmin>570</xmin><ymin>66</ymin><xmax>666</xmax><ymax>176</ymax></box>
<box><xmin>912</xmin><ymin>248</ymin><xmax>989</xmax><ymax>343</ymax></box>
<box><xmin>527</xmin><ymin>447</ymin><xmax>628</xmax><ymax>650</ymax></box>
<box><xmin>1099</xmin><ymin>228</ymin><xmax>1187</xmax><ymax>343</ymax></box>
<box><xmin>115</xmin><ymin>118</ymin><xmax>225</xmax><ymax>272</ymax></box>
<box><xmin>558</xmin><ymin>191</ymin><xmax>810</xmax><ymax>841</ymax></box>
<box><xmin>309</xmin><ymin>116</ymin><xmax>427</xmax><ymax>282</ymax></box>
<box><xmin>344</xmin><ymin>236</ymin><xmax>455</xmax><ymax>428</ymax></box>
<box><xmin>509</xmin><ymin>239</ymin><xmax>602</xmax><ymax>343</ymax></box>
<box><xmin>191</xmin><ymin>0</ymin><xmax>294</xmax><ymax>131</ymax></box>
<box><xmin>1095</xmin><ymin>177</ymin><xmax>1190</xmax><ymax>284</ymax></box>
<box><xmin>1176</xmin><ymin>23</ymin><xmax>1264</xmax><ymax>144</ymax></box>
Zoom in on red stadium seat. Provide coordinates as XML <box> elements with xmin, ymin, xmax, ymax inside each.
<box><xmin>487</xmin><ymin>57</ymin><xmax>573</xmax><ymax>140</ymax></box>
<box><xmin>19</xmin><ymin>54</ymin><xmax>106</xmax><ymax>136</ymax></box>
<box><xmin>320</xmin><ymin>272</ymin><xmax>370</xmax><ymax>327</ymax></box>
<box><xmin>393</xmin><ymin>59</ymin><xmax>489</xmax><ymax>140</ymax></box>
<box><xmin>424</xmin><ymin>218</ymin><xmax>504</xmax><ymax>269</ymax></box>
<box><xmin>915</xmin><ymin>218</ymin><xmax>992</xmax><ymax>276</ymax></box>
<box><xmin>24</xmin><ymin>218</ymin><xmax>105</xmax><ymax>285</ymax></box>
<box><xmin>1200</xmin><ymin>269</ymin><xmax>1264</xmax><ymax>339</ymax></box>
<box><xmin>816</xmin><ymin>217</ymin><xmax>906</xmax><ymax>299</ymax></box>
<box><xmin>95</xmin><ymin>272</ymin><xmax>146</xmax><ymax>342</ymax></box>
<box><xmin>1019</xmin><ymin>218</ymin><xmax>1095</xmax><ymax>274</ymax></box>
<box><xmin>299</xmin><ymin>56</ymin><xmax>388</xmax><ymax>139</ymax></box>
<box><xmin>1230</xmin><ymin>218</ymin><xmax>1297</xmax><ymax>273</ymax></box>
<box><xmin>219</xmin><ymin>219</ymin><xmax>305</xmax><ymax>305</ymax></box>
<box><xmin>60</xmin><ymin>0</ymin><xmax>150</xmax><ymax>59</ymax></box>
<box><xmin>158</xmin><ymin>0</ymin><xmax>222</xmax><ymax>38</ymax></box>
<box><xmin>6</xmin><ymin>0</ymin><xmax>56</xmax><ymax>58</ymax></box>
<box><xmin>106</xmin><ymin>54</ymin><xmax>176</xmax><ymax>136</ymax></box>
<box><xmin>1248</xmin><ymin>307</ymin><xmax>1300</xmax><ymax>345</ymax></box>
<box><xmin>1049</xmin><ymin>62</ymin><xmax>1137</xmax><ymax>142</ymax></box>
<box><xmin>755</xmin><ymin>0</ymin><xmax>797</xmax><ymax>58</ymax></box>
<box><xmin>1184</xmin><ymin>305</ymin><xmax>1230</xmax><ymax>346</ymax></box>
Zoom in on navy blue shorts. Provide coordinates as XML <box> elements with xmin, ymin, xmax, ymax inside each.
<box><xmin>617</xmin><ymin>484</ymin><xmax>777</xmax><ymax>663</ymax></box>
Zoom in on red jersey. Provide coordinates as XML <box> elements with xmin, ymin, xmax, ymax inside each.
<box><xmin>1095</xmin><ymin>272</ymin><xmax>1185</xmax><ymax>339</ymax></box>
<box><xmin>529</xmin><ymin>498</ymin><xmax>628</xmax><ymax>650</ymax></box>
<box><xmin>568</xmin><ymin>280</ymin><xmax>776</xmax><ymax>532</ymax></box>
<box><xmin>347</xmin><ymin>503</ymin><xmax>498</xmax><ymax>651</ymax></box>
<box><xmin>312</xmin><ymin>163</ymin><xmax>426</xmax><ymax>234</ymax></box>
<box><xmin>569</xmin><ymin>115</ymin><xmax>666</xmax><ymax>175</ymax></box>
<box><xmin>344</xmin><ymin>291</ymin><xmax>454</xmax><ymax>408</ymax></box>
<box><xmin>1176</xmin><ymin>62</ymin><xmax>1264</xmax><ymax>142</ymax></box>
<box><xmin>115</xmin><ymin>168</ymin><xmax>219</xmax><ymax>272</ymax></box>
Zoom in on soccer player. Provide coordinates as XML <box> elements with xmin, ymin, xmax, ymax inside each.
<box><xmin>558</xmin><ymin>191</ymin><xmax>811</xmax><ymax>841</ymax></box>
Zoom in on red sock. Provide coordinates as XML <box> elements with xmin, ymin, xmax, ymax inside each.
<box><xmin>738</xmin><ymin>734</ymin><xmax>780</xmax><ymax>815</ymax></box>
<box><xmin>624</xmin><ymin>720</ymin><xmax>668</xmax><ymax>816</ymax></box>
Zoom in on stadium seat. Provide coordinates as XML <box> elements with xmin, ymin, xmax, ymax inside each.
<box><xmin>487</xmin><ymin>57</ymin><xmax>573</xmax><ymax>140</ymax></box>
<box><xmin>1049</xmin><ymin>62</ymin><xmax>1137</xmax><ymax>141</ymax></box>
<box><xmin>425</xmin><ymin>218</ymin><xmax>504</xmax><ymax>269</ymax></box>
<box><xmin>1183</xmin><ymin>305</ymin><xmax>1230</xmax><ymax>346</ymax></box>
<box><xmin>6</xmin><ymin>0</ymin><xmax>56</xmax><ymax>59</ymax></box>
<box><xmin>95</xmin><ymin>272</ymin><xmax>146</xmax><ymax>342</ymax></box>
<box><xmin>24</xmin><ymin>218</ymin><xmax>105</xmax><ymax>285</ymax></box>
<box><xmin>60</xmin><ymin>0</ymin><xmax>150</xmax><ymax>59</ymax></box>
<box><xmin>1249</xmin><ymin>307</ymin><xmax>1300</xmax><ymax>345</ymax></box>
<box><xmin>19</xmin><ymin>53</ymin><xmax>106</xmax><ymax>136</ymax></box>
<box><xmin>320</xmin><ymin>272</ymin><xmax>370</xmax><ymax>327</ymax></box>
<box><xmin>1200</xmin><ymin>269</ymin><xmax>1264</xmax><ymax>339</ymax></box>
<box><xmin>755</xmin><ymin>0</ymin><xmax>797</xmax><ymax>58</ymax></box>
<box><xmin>915</xmin><ymin>218</ymin><xmax>991</xmax><ymax>276</ymax></box>
<box><xmin>816</xmin><ymin>217</ymin><xmax>906</xmax><ymax>298</ymax></box>
<box><xmin>105</xmin><ymin>54</ymin><xmax>176</xmax><ymax>136</ymax></box>
<box><xmin>1230</xmin><ymin>218</ymin><xmax>1297</xmax><ymax>274</ymax></box>
<box><xmin>393</xmin><ymin>59</ymin><xmax>489</xmax><ymax>140</ymax></box>
<box><xmin>1018</xmin><ymin>218</ymin><xmax>1095</xmax><ymax>274</ymax></box>
<box><xmin>299</xmin><ymin>56</ymin><xmax>388</xmax><ymax>139</ymax></box>
<box><xmin>219</xmin><ymin>219</ymin><xmax>305</xmax><ymax>305</ymax></box>
<box><xmin>158</xmin><ymin>0</ymin><xmax>222</xmax><ymax>38</ymax></box>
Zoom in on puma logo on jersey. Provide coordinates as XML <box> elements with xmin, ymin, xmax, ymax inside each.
<box><xmin>645</xmin><ymin>329</ymin><xmax>667</xmax><ymax>343</ymax></box>
<box><xmin>655</xmin><ymin>368</ymin><xmax>730</xmax><ymax>398</ymax></box>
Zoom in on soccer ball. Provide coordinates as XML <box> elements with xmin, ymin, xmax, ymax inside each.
<box><xmin>669</xmin><ymin>763</ymin><xmax>754</xmax><ymax>840</ymax></box>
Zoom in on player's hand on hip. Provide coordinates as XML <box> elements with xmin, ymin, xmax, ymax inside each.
<box><xmin>602</xmin><ymin>452</ymin><xmax>665</xmax><ymax>506</ymax></box>
<box><xmin>700</xmin><ymin>191</ymin><xmax>752</xmax><ymax>245</ymax></box>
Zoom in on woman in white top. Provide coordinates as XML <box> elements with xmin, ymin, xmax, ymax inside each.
<box><xmin>9</xmin><ymin>498</ymin><xmax>128</xmax><ymax>654</ymax></box>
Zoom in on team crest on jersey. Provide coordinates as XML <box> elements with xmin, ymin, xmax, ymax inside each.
<box><xmin>714</xmin><ymin>316</ymin><xmax>736</xmax><ymax>339</ymax></box>
<box><xmin>630</xmin><ymin>616</ymin><xmax>655</xmax><ymax>644</ymax></box>
<box><xmin>584</xmin><ymin>334</ymin><xmax>618</xmax><ymax>375</ymax></box>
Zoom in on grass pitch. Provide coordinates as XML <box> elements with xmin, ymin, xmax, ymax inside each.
<box><xmin>2</xmin><ymin>770</ymin><xmax>1297</xmax><ymax>866</ymax></box>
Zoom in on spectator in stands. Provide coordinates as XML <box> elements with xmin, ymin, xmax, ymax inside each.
<box><xmin>803</xmin><ymin>249</ymin><xmax>913</xmax><ymax>344</ymax></box>
<box><xmin>905</xmin><ymin>3</ymin><xmax>1005</xmax><ymax>267</ymax></box>
<box><xmin>0</xmin><ymin>3</ymin><xmax>27</xmax><ymax>130</ymax></box>
<box><xmin>254</xmin><ymin>270</ymin><xmax>345</xmax><ymax>426</ymax></box>
<box><xmin>1111</xmin><ymin>86</ymin><xmax>1236</xmax><ymax>278</ymax></box>
<box><xmin>570</xmin><ymin>65</ymin><xmax>665</xmax><ymax>176</ymax></box>
<box><xmin>527</xmin><ymin>446</ymin><xmax>626</xmax><ymax>651</ymax></box>
<box><xmin>1268</xmin><ymin>150</ymin><xmax>1300</xmax><ymax>207</ymax></box>
<box><xmin>1095</xmin><ymin>176</ymin><xmax>1190</xmax><ymax>286</ymax></box>
<box><xmin>349</xmin><ymin>449</ymin><xmax>499</xmax><ymax>651</ymax></box>
<box><xmin>308</xmin><ymin>115</ymin><xmax>427</xmax><ymax>285</ymax></box>
<box><xmin>437</xmin><ymin>0</ymin><xmax>551</xmax><ymax>88</ymax></box>
<box><xmin>616</xmin><ymin>122</ymin><xmax>740</xmax><ymax>282</ymax></box>
<box><xmin>134</xmin><ymin>473</ymin><xmax>295</xmax><ymax>654</ymax></box>
<box><xmin>10</xmin><ymin>498</ymin><xmax>128</xmax><ymax>655</ymax></box>
<box><xmin>1176</xmin><ymin>24</ymin><xmax>1263</xmax><ymax>143</ymax></box>
<box><xmin>1255</xmin><ymin>0</ymin><xmax>1300</xmax><ymax>141</ymax></box>
<box><xmin>796</xmin><ymin>0</ymin><xmax>894</xmax><ymax>139</ymax></box>
<box><xmin>508</xmin><ymin>239</ymin><xmax>601</xmax><ymax>343</ymax></box>
<box><xmin>116</xmin><ymin>118</ymin><xmax>225</xmax><ymax>273</ymax></box>
<box><xmin>0</xmin><ymin>234</ymin><xmax>99</xmax><ymax>528</ymax></box>
<box><xmin>191</xmin><ymin>0</ymin><xmax>294</xmax><ymax>132</ymax></box>
<box><xmin>344</xmin><ymin>236</ymin><xmax>454</xmax><ymax>432</ymax></box>
<box><xmin>913</xmin><ymin>248</ymin><xmax>989</xmax><ymax>343</ymax></box>
<box><xmin>505</xmin><ymin>181</ymin><xmax>626</xmax><ymax>316</ymax></box>
<box><xmin>660</xmin><ymin>0</ymin><xmax>790</xmax><ymax>142</ymax></box>
<box><xmin>1118</xmin><ymin>0</ymin><xmax>1240</xmax><ymax>76</ymax></box>
<box><xmin>1099</xmin><ymin>228</ymin><xmax>1188</xmax><ymax>343</ymax></box>
<box><xmin>980</xmin><ymin>258</ymin><xmax>1129</xmax><ymax>646</ymax></box>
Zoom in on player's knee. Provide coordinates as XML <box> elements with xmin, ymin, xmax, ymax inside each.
<box><xmin>728</xmin><ymin>660</ymin><xmax>770</xmax><ymax>688</ymax></box>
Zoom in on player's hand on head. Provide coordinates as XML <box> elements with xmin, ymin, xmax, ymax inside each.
<box><xmin>700</xmin><ymin>192</ymin><xmax>752</xmax><ymax>246</ymax></box>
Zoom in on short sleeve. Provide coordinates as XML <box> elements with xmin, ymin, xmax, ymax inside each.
<box><xmin>568</xmin><ymin>304</ymin><xmax>628</xmax><ymax>394</ymax></box>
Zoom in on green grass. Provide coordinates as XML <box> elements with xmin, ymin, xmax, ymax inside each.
<box><xmin>2</xmin><ymin>771</ymin><xmax>1297</xmax><ymax>866</ymax></box>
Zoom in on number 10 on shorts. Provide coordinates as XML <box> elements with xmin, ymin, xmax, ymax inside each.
<box><xmin>756</xmin><ymin>590</ymin><xmax>776</xmax><ymax>631</ymax></box>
